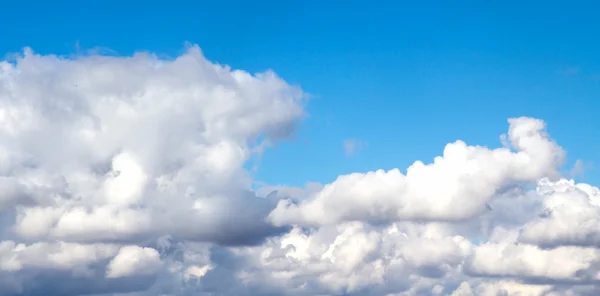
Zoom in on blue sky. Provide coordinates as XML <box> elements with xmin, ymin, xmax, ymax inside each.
<box><xmin>3</xmin><ymin>0</ymin><xmax>599</xmax><ymax>187</ymax></box>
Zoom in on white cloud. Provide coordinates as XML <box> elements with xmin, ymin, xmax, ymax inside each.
<box><xmin>0</xmin><ymin>45</ymin><xmax>304</xmax><ymax>247</ymax></box>
<box><xmin>106</xmin><ymin>245</ymin><xmax>163</xmax><ymax>278</ymax></box>
<box><xmin>269</xmin><ymin>117</ymin><xmax>565</xmax><ymax>227</ymax></box>
<box><xmin>519</xmin><ymin>178</ymin><xmax>600</xmax><ymax>248</ymax></box>
<box><xmin>0</xmin><ymin>241</ymin><xmax>119</xmax><ymax>272</ymax></box>
<box><xmin>465</xmin><ymin>241</ymin><xmax>599</xmax><ymax>281</ymax></box>
<box><xmin>0</xmin><ymin>45</ymin><xmax>598</xmax><ymax>295</ymax></box>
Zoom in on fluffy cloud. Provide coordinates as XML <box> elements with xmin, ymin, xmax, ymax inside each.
<box><xmin>1</xmin><ymin>45</ymin><xmax>303</xmax><ymax>247</ymax></box>
<box><xmin>0</xmin><ymin>45</ymin><xmax>598</xmax><ymax>295</ymax></box>
<box><xmin>270</xmin><ymin>117</ymin><xmax>564</xmax><ymax>226</ymax></box>
<box><xmin>519</xmin><ymin>179</ymin><xmax>600</xmax><ymax>248</ymax></box>
<box><xmin>106</xmin><ymin>245</ymin><xmax>162</xmax><ymax>278</ymax></box>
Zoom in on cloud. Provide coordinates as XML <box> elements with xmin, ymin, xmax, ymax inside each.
<box><xmin>343</xmin><ymin>138</ymin><xmax>366</xmax><ymax>157</ymax></box>
<box><xmin>0</xmin><ymin>45</ymin><xmax>304</xmax><ymax>247</ymax></box>
<box><xmin>0</xmin><ymin>45</ymin><xmax>304</xmax><ymax>294</ymax></box>
<box><xmin>270</xmin><ymin>117</ymin><xmax>565</xmax><ymax>227</ymax></box>
<box><xmin>557</xmin><ymin>66</ymin><xmax>580</xmax><ymax>76</ymax></box>
<box><xmin>106</xmin><ymin>245</ymin><xmax>163</xmax><ymax>278</ymax></box>
<box><xmin>0</xmin><ymin>45</ymin><xmax>599</xmax><ymax>295</ymax></box>
<box><xmin>518</xmin><ymin>179</ymin><xmax>600</xmax><ymax>248</ymax></box>
<box><xmin>570</xmin><ymin>158</ymin><xmax>592</xmax><ymax>178</ymax></box>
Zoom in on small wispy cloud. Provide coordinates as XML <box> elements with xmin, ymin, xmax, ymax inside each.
<box><xmin>556</xmin><ymin>66</ymin><xmax>580</xmax><ymax>76</ymax></box>
<box><xmin>570</xmin><ymin>159</ymin><xmax>592</xmax><ymax>178</ymax></box>
<box><xmin>343</xmin><ymin>138</ymin><xmax>367</xmax><ymax>157</ymax></box>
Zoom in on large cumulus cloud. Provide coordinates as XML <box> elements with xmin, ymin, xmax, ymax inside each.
<box><xmin>0</xmin><ymin>46</ymin><xmax>598</xmax><ymax>296</ymax></box>
<box><xmin>1</xmin><ymin>45</ymin><xmax>304</xmax><ymax>247</ymax></box>
<box><xmin>269</xmin><ymin>117</ymin><xmax>565</xmax><ymax>226</ymax></box>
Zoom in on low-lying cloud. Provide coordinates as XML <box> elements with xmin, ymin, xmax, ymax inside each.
<box><xmin>0</xmin><ymin>45</ymin><xmax>596</xmax><ymax>295</ymax></box>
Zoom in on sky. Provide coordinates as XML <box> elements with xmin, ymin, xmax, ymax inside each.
<box><xmin>0</xmin><ymin>1</ymin><xmax>600</xmax><ymax>295</ymax></box>
<box><xmin>3</xmin><ymin>0</ymin><xmax>600</xmax><ymax>186</ymax></box>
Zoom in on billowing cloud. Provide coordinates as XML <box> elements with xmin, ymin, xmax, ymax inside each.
<box><xmin>270</xmin><ymin>117</ymin><xmax>565</xmax><ymax>227</ymax></box>
<box><xmin>106</xmin><ymin>245</ymin><xmax>163</xmax><ymax>278</ymax></box>
<box><xmin>519</xmin><ymin>178</ymin><xmax>600</xmax><ymax>248</ymax></box>
<box><xmin>0</xmin><ymin>45</ymin><xmax>304</xmax><ymax>247</ymax></box>
<box><xmin>0</xmin><ymin>46</ymin><xmax>598</xmax><ymax>295</ymax></box>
